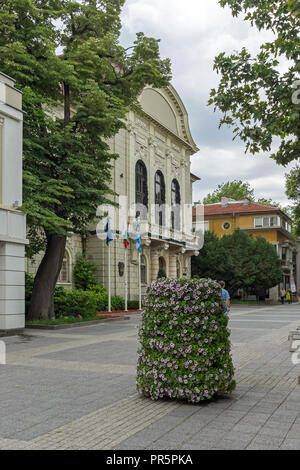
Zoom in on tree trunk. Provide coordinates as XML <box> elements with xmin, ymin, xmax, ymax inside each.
<box><xmin>27</xmin><ymin>233</ymin><xmax>67</xmax><ymax>320</ymax></box>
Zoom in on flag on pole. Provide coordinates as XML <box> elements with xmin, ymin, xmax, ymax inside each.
<box><xmin>136</xmin><ymin>219</ymin><xmax>141</xmax><ymax>253</ymax></box>
<box><xmin>122</xmin><ymin>219</ymin><xmax>129</xmax><ymax>249</ymax></box>
<box><xmin>105</xmin><ymin>217</ymin><xmax>114</xmax><ymax>246</ymax></box>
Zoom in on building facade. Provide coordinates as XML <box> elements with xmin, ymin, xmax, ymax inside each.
<box><xmin>28</xmin><ymin>85</ymin><xmax>201</xmax><ymax>300</ymax></box>
<box><xmin>0</xmin><ymin>72</ymin><xmax>27</xmax><ymax>332</ymax></box>
<box><xmin>193</xmin><ymin>198</ymin><xmax>295</xmax><ymax>301</ymax></box>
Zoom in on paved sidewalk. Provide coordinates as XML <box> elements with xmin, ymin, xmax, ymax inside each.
<box><xmin>0</xmin><ymin>304</ymin><xmax>300</xmax><ymax>450</ymax></box>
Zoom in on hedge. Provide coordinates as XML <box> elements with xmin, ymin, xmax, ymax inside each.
<box><xmin>136</xmin><ymin>278</ymin><xmax>236</xmax><ymax>403</ymax></box>
<box><xmin>54</xmin><ymin>289</ymin><xmax>125</xmax><ymax>317</ymax></box>
<box><xmin>54</xmin><ymin>289</ymin><xmax>105</xmax><ymax>318</ymax></box>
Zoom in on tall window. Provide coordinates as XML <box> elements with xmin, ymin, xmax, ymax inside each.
<box><xmin>135</xmin><ymin>160</ymin><xmax>148</xmax><ymax>219</ymax></box>
<box><xmin>155</xmin><ymin>171</ymin><xmax>165</xmax><ymax>226</ymax></box>
<box><xmin>141</xmin><ymin>255</ymin><xmax>147</xmax><ymax>284</ymax></box>
<box><xmin>58</xmin><ymin>251</ymin><xmax>70</xmax><ymax>283</ymax></box>
<box><xmin>171</xmin><ymin>179</ymin><xmax>181</xmax><ymax>230</ymax></box>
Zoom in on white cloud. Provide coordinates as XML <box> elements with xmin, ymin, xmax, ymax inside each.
<box><xmin>120</xmin><ymin>0</ymin><xmax>292</xmax><ymax>205</ymax></box>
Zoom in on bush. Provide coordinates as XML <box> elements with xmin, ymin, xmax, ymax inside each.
<box><xmin>95</xmin><ymin>292</ymin><xmax>108</xmax><ymax>312</ymax></box>
<box><xmin>54</xmin><ymin>289</ymin><xmax>100</xmax><ymax>318</ymax></box>
<box><xmin>73</xmin><ymin>254</ymin><xmax>98</xmax><ymax>290</ymax></box>
<box><xmin>25</xmin><ymin>273</ymin><xmax>34</xmax><ymax>316</ymax></box>
<box><xmin>111</xmin><ymin>296</ymin><xmax>125</xmax><ymax>311</ymax></box>
<box><xmin>136</xmin><ymin>278</ymin><xmax>235</xmax><ymax>403</ymax></box>
<box><xmin>54</xmin><ymin>288</ymin><xmax>125</xmax><ymax>316</ymax></box>
<box><xmin>128</xmin><ymin>300</ymin><xmax>140</xmax><ymax>310</ymax></box>
<box><xmin>89</xmin><ymin>285</ymin><xmax>107</xmax><ymax>296</ymax></box>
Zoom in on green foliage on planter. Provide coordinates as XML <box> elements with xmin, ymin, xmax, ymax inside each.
<box><xmin>73</xmin><ymin>254</ymin><xmax>98</xmax><ymax>290</ymax></box>
<box><xmin>137</xmin><ymin>278</ymin><xmax>236</xmax><ymax>403</ymax></box>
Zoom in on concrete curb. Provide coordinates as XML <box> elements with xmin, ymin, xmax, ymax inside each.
<box><xmin>0</xmin><ymin>328</ymin><xmax>25</xmax><ymax>338</ymax></box>
<box><xmin>25</xmin><ymin>316</ymin><xmax>131</xmax><ymax>331</ymax></box>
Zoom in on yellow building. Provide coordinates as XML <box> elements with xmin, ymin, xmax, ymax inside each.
<box><xmin>193</xmin><ymin>197</ymin><xmax>294</xmax><ymax>301</ymax></box>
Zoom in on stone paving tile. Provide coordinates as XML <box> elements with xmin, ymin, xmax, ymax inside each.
<box><xmin>246</xmin><ymin>436</ymin><xmax>284</xmax><ymax>450</ymax></box>
<box><xmin>280</xmin><ymin>438</ymin><xmax>300</xmax><ymax>450</ymax></box>
<box><xmin>0</xmin><ymin>305</ymin><xmax>300</xmax><ymax>450</ymax></box>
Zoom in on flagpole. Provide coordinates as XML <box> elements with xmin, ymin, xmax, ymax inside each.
<box><xmin>125</xmin><ymin>248</ymin><xmax>128</xmax><ymax>312</ymax></box>
<box><xmin>108</xmin><ymin>242</ymin><xmax>111</xmax><ymax>312</ymax></box>
<box><xmin>138</xmin><ymin>251</ymin><xmax>142</xmax><ymax>311</ymax></box>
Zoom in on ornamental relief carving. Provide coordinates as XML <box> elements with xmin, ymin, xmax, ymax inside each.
<box><xmin>135</xmin><ymin>143</ymin><xmax>148</xmax><ymax>161</ymax></box>
<box><xmin>135</xmin><ymin>117</ymin><xmax>149</xmax><ymax>131</ymax></box>
<box><xmin>154</xmin><ymin>160</ymin><xmax>165</xmax><ymax>171</ymax></box>
<box><xmin>135</xmin><ymin>134</ymin><xmax>147</xmax><ymax>146</ymax></box>
<box><xmin>155</xmin><ymin>130</ymin><xmax>167</xmax><ymax>143</ymax></box>
<box><xmin>155</xmin><ymin>147</ymin><xmax>164</xmax><ymax>159</ymax></box>
<box><xmin>127</xmin><ymin>122</ymin><xmax>137</xmax><ymax>135</ymax></box>
<box><xmin>171</xmin><ymin>142</ymin><xmax>181</xmax><ymax>153</ymax></box>
<box><xmin>171</xmin><ymin>156</ymin><xmax>180</xmax><ymax>168</ymax></box>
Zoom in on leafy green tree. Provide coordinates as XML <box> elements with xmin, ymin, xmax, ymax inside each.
<box><xmin>252</xmin><ymin>237</ymin><xmax>283</xmax><ymax>297</ymax></box>
<box><xmin>209</xmin><ymin>0</ymin><xmax>300</xmax><ymax>166</ymax></box>
<box><xmin>0</xmin><ymin>0</ymin><xmax>171</xmax><ymax>319</ymax></box>
<box><xmin>203</xmin><ymin>180</ymin><xmax>255</xmax><ymax>204</ymax></box>
<box><xmin>191</xmin><ymin>231</ymin><xmax>227</xmax><ymax>280</ymax></box>
<box><xmin>192</xmin><ymin>230</ymin><xmax>282</xmax><ymax>297</ymax></box>
<box><xmin>219</xmin><ymin>230</ymin><xmax>258</xmax><ymax>295</ymax></box>
<box><xmin>73</xmin><ymin>254</ymin><xmax>98</xmax><ymax>291</ymax></box>
<box><xmin>202</xmin><ymin>180</ymin><xmax>283</xmax><ymax>210</ymax></box>
<box><xmin>286</xmin><ymin>166</ymin><xmax>300</xmax><ymax>235</ymax></box>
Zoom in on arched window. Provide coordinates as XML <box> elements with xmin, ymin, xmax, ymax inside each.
<box><xmin>155</xmin><ymin>171</ymin><xmax>165</xmax><ymax>226</ymax></box>
<box><xmin>58</xmin><ymin>251</ymin><xmax>70</xmax><ymax>284</ymax></box>
<box><xmin>141</xmin><ymin>255</ymin><xmax>147</xmax><ymax>284</ymax></box>
<box><xmin>171</xmin><ymin>179</ymin><xmax>181</xmax><ymax>231</ymax></box>
<box><xmin>135</xmin><ymin>160</ymin><xmax>148</xmax><ymax>219</ymax></box>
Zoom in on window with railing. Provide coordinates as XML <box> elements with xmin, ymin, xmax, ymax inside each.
<box><xmin>155</xmin><ymin>171</ymin><xmax>165</xmax><ymax>226</ymax></box>
<box><xmin>171</xmin><ymin>179</ymin><xmax>180</xmax><ymax>231</ymax></box>
<box><xmin>135</xmin><ymin>160</ymin><xmax>148</xmax><ymax>220</ymax></box>
<box><xmin>254</xmin><ymin>216</ymin><xmax>280</xmax><ymax>228</ymax></box>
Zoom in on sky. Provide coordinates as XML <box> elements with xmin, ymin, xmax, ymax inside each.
<box><xmin>119</xmin><ymin>0</ymin><xmax>294</xmax><ymax>206</ymax></box>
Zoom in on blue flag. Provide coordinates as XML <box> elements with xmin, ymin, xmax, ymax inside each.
<box><xmin>136</xmin><ymin>220</ymin><xmax>141</xmax><ymax>253</ymax></box>
<box><xmin>105</xmin><ymin>217</ymin><xmax>114</xmax><ymax>246</ymax></box>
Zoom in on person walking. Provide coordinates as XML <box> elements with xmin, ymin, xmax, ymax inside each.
<box><xmin>286</xmin><ymin>289</ymin><xmax>292</xmax><ymax>305</ymax></box>
<box><xmin>280</xmin><ymin>288</ymin><xmax>286</xmax><ymax>305</ymax></box>
<box><xmin>220</xmin><ymin>281</ymin><xmax>231</xmax><ymax>315</ymax></box>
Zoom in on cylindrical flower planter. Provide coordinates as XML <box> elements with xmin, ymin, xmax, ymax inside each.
<box><xmin>137</xmin><ymin>278</ymin><xmax>236</xmax><ymax>403</ymax></box>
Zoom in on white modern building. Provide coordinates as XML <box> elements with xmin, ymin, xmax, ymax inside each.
<box><xmin>0</xmin><ymin>72</ymin><xmax>27</xmax><ymax>333</ymax></box>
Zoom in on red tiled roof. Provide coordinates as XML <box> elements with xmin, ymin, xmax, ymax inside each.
<box><xmin>193</xmin><ymin>202</ymin><xmax>280</xmax><ymax>217</ymax></box>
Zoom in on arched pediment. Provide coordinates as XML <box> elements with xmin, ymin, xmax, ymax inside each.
<box><xmin>138</xmin><ymin>85</ymin><xmax>198</xmax><ymax>153</ymax></box>
<box><xmin>139</xmin><ymin>88</ymin><xmax>178</xmax><ymax>134</ymax></box>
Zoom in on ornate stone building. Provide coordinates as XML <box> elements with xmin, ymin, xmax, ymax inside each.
<box><xmin>28</xmin><ymin>85</ymin><xmax>201</xmax><ymax>300</ymax></box>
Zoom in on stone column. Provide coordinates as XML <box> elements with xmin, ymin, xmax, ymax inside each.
<box><xmin>151</xmin><ymin>251</ymin><xmax>160</xmax><ymax>282</ymax></box>
<box><xmin>169</xmin><ymin>252</ymin><xmax>177</xmax><ymax>278</ymax></box>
